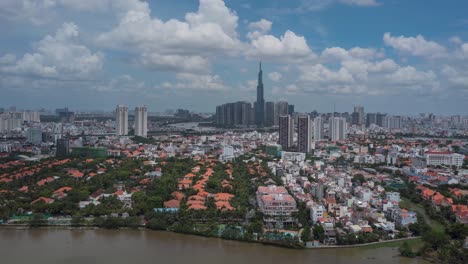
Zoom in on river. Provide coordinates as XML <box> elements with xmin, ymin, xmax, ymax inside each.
<box><xmin>0</xmin><ymin>229</ymin><xmax>429</xmax><ymax>264</ymax></box>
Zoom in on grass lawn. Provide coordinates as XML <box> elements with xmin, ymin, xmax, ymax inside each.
<box><xmin>400</xmin><ymin>198</ymin><xmax>445</xmax><ymax>232</ymax></box>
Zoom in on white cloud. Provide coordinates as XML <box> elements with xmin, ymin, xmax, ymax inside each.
<box><xmin>247</xmin><ymin>19</ymin><xmax>273</xmax><ymax>40</ymax></box>
<box><xmin>1</xmin><ymin>22</ymin><xmax>103</xmax><ymax>79</ymax></box>
<box><xmin>248</xmin><ymin>19</ymin><xmax>272</xmax><ymax>33</ymax></box>
<box><xmin>96</xmin><ymin>0</ymin><xmax>241</xmax><ymax>74</ymax></box>
<box><xmin>340</xmin><ymin>0</ymin><xmax>380</xmax><ymax>7</ymax></box>
<box><xmin>161</xmin><ymin>73</ymin><xmax>229</xmax><ymax>91</ymax></box>
<box><xmin>442</xmin><ymin>65</ymin><xmax>468</xmax><ymax>89</ymax></box>
<box><xmin>383</xmin><ymin>32</ymin><xmax>447</xmax><ymax>58</ymax></box>
<box><xmin>247</xmin><ymin>30</ymin><xmax>314</xmax><ymax>62</ymax></box>
<box><xmin>268</xmin><ymin>72</ymin><xmax>282</xmax><ymax>82</ymax></box>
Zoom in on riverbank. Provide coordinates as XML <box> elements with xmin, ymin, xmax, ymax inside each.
<box><xmin>0</xmin><ymin>224</ymin><xmax>421</xmax><ymax>250</ymax></box>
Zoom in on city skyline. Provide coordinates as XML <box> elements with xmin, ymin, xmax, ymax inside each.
<box><xmin>0</xmin><ymin>0</ymin><xmax>467</xmax><ymax>115</ymax></box>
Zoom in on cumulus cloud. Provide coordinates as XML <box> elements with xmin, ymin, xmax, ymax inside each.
<box><xmin>96</xmin><ymin>0</ymin><xmax>241</xmax><ymax>74</ymax></box>
<box><xmin>268</xmin><ymin>72</ymin><xmax>282</xmax><ymax>82</ymax></box>
<box><xmin>1</xmin><ymin>22</ymin><xmax>103</xmax><ymax>79</ymax></box>
<box><xmin>247</xmin><ymin>30</ymin><xmax>314</xmax><ymax>62</ymax></box>
<box><xmin>247</xmin><ymin>19</ymin><xmax>272</xmax><ymax>39</ymax></box>
<box><xmin>442</xmin><ymin>65</ymin><xmax>468</xmax><ymax>89</ymax></box>
<box><xmin>383</xmin><ymin>32</ymin><xmax>447</xmax><ymax>58</ymax></box>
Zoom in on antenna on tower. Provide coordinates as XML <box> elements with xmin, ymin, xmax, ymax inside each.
<box><xmin>259</xmin><ymin>61</ymin><xmax>262</xmax><ymax>71</ymax></box>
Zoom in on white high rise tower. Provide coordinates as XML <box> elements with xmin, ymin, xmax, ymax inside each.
<box><xmin>330</xmin><ymin>117</ymin><xmax>346</xmax><ymax>142</ymax></box>
<box><xmin>134</xmin><ymin>106</ymin><xmax>148</xmax><ymax>137</ymax></box>
<box><xmin>115</xmin><ymin>105</ymin><xmax>128</xmax><ymax>136</ymax></box>
<box><xmin>313</xmin><ymin>117</ymin><xmax>323</xmax><ymax>142</ymax></box>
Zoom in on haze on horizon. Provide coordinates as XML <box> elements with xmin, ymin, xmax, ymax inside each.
<box><xmin>0</xmin><ymin>0</ymin><xmax>467</xmax><ymax>115</ymax></box>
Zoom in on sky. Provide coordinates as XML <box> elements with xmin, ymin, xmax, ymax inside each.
<box><xmin>0</xmin><ymin>0</ymin><xmax>467</xmax><ymax>115</ymax></box>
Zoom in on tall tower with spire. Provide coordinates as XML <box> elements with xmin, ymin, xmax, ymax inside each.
<box><xmin>255</xmin><ymin>62</ymin><xmax>265</xmax><ymax>127</ymax></box>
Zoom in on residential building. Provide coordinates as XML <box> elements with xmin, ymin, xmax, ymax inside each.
<box><xmin>297</xmin><ymin>115</ymin><xmax>311</xmax><ymax>153</ymax></box>
<box><xmin>313</xmin><ymin>117</ymin><xmax>323</xmax><ymax>142</ymax></box>
<box><xmin>329</xmin><ymin>117</ymin><xmax>346</xmax><ymax>141</ymax></box>
<box><xmin>425</xmin><ymin>151</ymin><xmax>465</xmax><ymax>167</ymax></box>
<box><xmin>311</xmin><ymin>204</ymin><xmax>325</xmax><ymax>224</ymax></box>
<box><xmin>385</xmin><ymin>116</ymin><xmax>402</xmax><ymax>130</ymax></box>
<box><xmin>265</xmin><ymin>101</ymin><xmax>275</xmax><ymax>127</ymax></box>
<box><xmin>27</xmin><ymin>128</ymin><xmax>42</xmax><ymax>143</ymax></box>
<box><xmin>115</xmin><ymin>105</ymin><xmax>128</xmax><ymax>136</ymax></box>
<box><xmin>134</xmin><ymin>106</ymin><xmax>148</xmax><ymax>137</ymax></box>
<box><xmin>352</xmin><ymin>106</ymin><xmax>364</xmax><ymax>126</ymax></box>
<box><xmin>279</xmin><ymin>115</ymin><xmax>293</xmax><ymax>149</ymax></box>
<box><xmin>256</xmin><ymin>185</ymin><xmax>298</xmax><ymax>226</ymax></box>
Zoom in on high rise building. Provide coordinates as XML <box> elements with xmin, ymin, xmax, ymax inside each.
<box><xmin>385</xmin><ymin>116</ymin><xmax>401</xmax><ymax>130</ymax></box>
<box><xmin>255</xmin><ymin>62</ymin><xmax>265</xmax><ymax>127</ymax></box>
<box><xmin>274</xmin><ymin>101</ymin><xmax>288</xmax><ymax>126</ymax></box>
<box><xmin>288</xmin><ymin>105</ymin><xmax>295</xmax><ymax>115</ymax></box>
<box><xmin>115</xmin><ymin>105</ymin><xmax>128</xmax><ymax>136</ymax></box>
<box><xmin>352</xmin><ymin>106</ymin><xmax>365</xmax><ymax>126</ymax></box>
<box><xmin>216</xmin><ymin>102</ymin><xmax>252</xmax><ymax>127</ymax></box>
<box><xmin>330</xmin><ymin>117</ymin><xmax>347</xmax><ymax>141</ymax></box>
<box><xmin>366</xmin><ymin>113</ymin><xmax>377</xmax><ymax>127</ymax></box>
<box><xmin>134</xmin><ymin>106</ymin><xmax>148</xmax><ymax>137</ymax></box>
<box><xmin>376</xmin><ymin>113</ymin><xmax>386</xmax><ymax>127</ymax></box>
<box><xmin>313</xmin><ymin>117</ymin><xmax>323</xmax><ymax>142</ymax></box>
<box><xmin>27</xmin><ymin>128</ymin><xmax>43</xmax><ymax>143</ymax></box>
<box><xmin>279</xmin><ymin>115</ymin><xmax>293</xmax><ymax>149</ymax></box>
<box><xmin>297</xmin><ymin>115</ymin><xmax>311</xmax><ymax>153</ymax></box>
<box><xmin>265</xmin><ymin>101</ymin><xmax>275</xmax><ymax>127</ymax></box>
<box><xmin>23</xmin><ymin>111</ymin><xmax>40</xmax><ymax>123</ymax></box>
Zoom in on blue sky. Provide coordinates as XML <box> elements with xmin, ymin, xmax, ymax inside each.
<box><xmin>0</xmin><ymin>0</ymin><xmax>467</xmax><ymax>114</ymax></box>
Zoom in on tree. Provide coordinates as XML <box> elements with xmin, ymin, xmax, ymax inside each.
<box><xmin>399</xmin><ymin>241</ymin><xmax>415</xmax><ymax>258</ymax></box>
<box><xmin>313</xmin><ymin>224</ymin><xmax>325</xmax><ymax>241</ymax></box>
<box><xmin>422</xmin><ymin>230</ymin><xmax>449</xmax><ymax>250</ymax></box>
<box><xmin>29</xmin><ymin>213</ymin><xmax>45</xmax><ymax>228</ymax></box>
<box><xmin>301</xmin><ymin>225</ymin><xmax>312</xmax><ymax>242</ymax></box>
<box><xmin>352</xmin><ymin>174</ymin><xmax>366</xmax><ymax>185</ymax></box>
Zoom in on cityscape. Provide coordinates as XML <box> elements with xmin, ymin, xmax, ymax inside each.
<box><xmin>1</xmin><ymin>1</ymin><xmax>468</xmax><ymax>264</ymax></box>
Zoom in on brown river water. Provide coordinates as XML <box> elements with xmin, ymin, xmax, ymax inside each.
<box><xmin>0</xmin><ymin>229</ymin><xmax>429</xmax><ymax>264</ymax></box>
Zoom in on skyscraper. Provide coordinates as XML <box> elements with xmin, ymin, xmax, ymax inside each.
<box><xmin>279</xmin><ymin>115</ymin><xmax>293</xmax><ymax>149</ymax></box>
<box><xmin>330</xmin><ymin>117</ymin><xmax>347</xmax><ymax>141</ymax></box>
<box><xmin>288</xmin><ymin>105</ymin><xmax>295</xmax><ymax>115</ymax></box>
<box><xmin>115</xmin><ymin>105</ymin><xmax>128</xmax><ymax>136</ymax></box>
<box><xmin>297</xmin><ymin>115</ymin><xmax>311</xmax><ymax>153</ymax></box>
<box><xmin>255</xmin><ymin>62</ymin><xmax>265</xmax><ymax>127</ymax></box>
<box><xmin>313</xmin><ymin>117</ymin><xmax>323</xmax><ymax>142</ymax></box>
<box><xmin>366</xmin><ymin>113</ymin><xmax>377</xmax><ymax>127</ymax></box>
<box><xmin>352</xmin><ymin>106</ymin><xmax>365</xmax><ymax>126</ymax></box>
<box><xmin>385</xmin><ymin>116</ymin><xmax>402</xmax><ymax>130</ymax></box>
<box><xmin>265</xmin><ymin>101</ymin><xmax>275</xmax><ymax>127</ymax></box>
<box><xmin>274</xmin><ymin>101</ymin><xmax>288</xmax><ymax>126</ymax></box>
<box><xmin>134</xmin><ymin>106</ymin><xmax>148</xmax><ymax>137</ymax></box>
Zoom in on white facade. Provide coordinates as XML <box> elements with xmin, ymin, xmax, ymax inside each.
<box><xmin>385</xmin><ymin>116</ymin><xmax>402</xmax><ymax>130</ymax></box>
<box><xmin>425</xmin><ymin>152</ymin><xmax>464</xmax><ymax>167</ymax></box>
<box><xmin>311</xmin><ymin>205</ymin><xmax>325</xmax><ymax>223</ymax></box>
<box><xmin>134</xmin><ymin>106</ymin><xmax>148</xmax><ymax>137</ymax></box>
<box><xmin>0</xmin><ymin>113</ymin><xmax>23</xmax><ymax>132</ymax></box>
<box><xmin>313</xmin><ymin>117</ymin><xmax>323</xmax><ymax>142</ymax></box>
<box><xmin>329</xmin><ymin>117</ymin><xmax>346</xmax><ymax>141</ymax></box>
<box><xmin>115</xmin><ymin>105</ymin><xmax>128</xmax><ymax>136</ymax></box>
